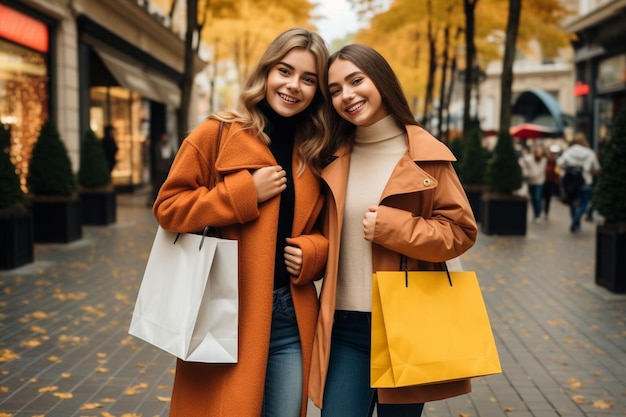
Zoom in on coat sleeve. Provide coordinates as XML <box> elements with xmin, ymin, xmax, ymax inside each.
<box><xmin>286</xmin><ymin>232</ymin><xmax>329</xmax><ymax>286</ymax></box>
<box><xmin>373</xmin><ymin>162</ymin><xmax>478</xmax><ymax>263</ymax></box>
<box><xmin>153</xmin><ymin>120</ymin><xmax>260</xmax><ymax>233</ymax></box>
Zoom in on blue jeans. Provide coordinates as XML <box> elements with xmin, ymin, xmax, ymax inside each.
<box><xmin>528</xmin><ymin>184</ymin><xmax>543</xmax><ymax>219</ymax></box>
<box><xmin>569</xmin><ymin>186</ymin><xmax>592</xmax><ymax>227</ymax></box>
<box><xmin>321</xmin><ymin>311</ymin><xmax>424</xmax><ymax>417</ymax></box>
<box><xmin>262</xmin><ymin>286</ymin><xmax>302</xmax><ymax>417</ymax></box>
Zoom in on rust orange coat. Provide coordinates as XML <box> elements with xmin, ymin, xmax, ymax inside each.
<box><xmin>153</xmin><ymin>119</ymin><xmax>328</xmax><ymax>417</ymax></box>
<box><xmin>309</xmin><ymin>125</ymin><xmax>478</xmax><ymax>407</ymax></box>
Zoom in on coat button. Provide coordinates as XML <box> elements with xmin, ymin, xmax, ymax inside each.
<box><xmin>423</xmin><ymin>178</ymin><xmax>431</xmax><ymax>187</ymax></box>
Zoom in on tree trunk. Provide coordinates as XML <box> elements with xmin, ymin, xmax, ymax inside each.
<box><xmin>462</xmin><ymin>0</ymin><xmax>477</xmax><ymax>138</ymax></box>
<box><xmin>177</xmin><ymin>0</ymin><xmax>197</xmax><ymax>143</ymax></box>
<box><xmin>437</xmin><ymin>18</ymin><xmax>451</xmax><ymax>141</ymax></box>
<box><xmin>499</xmin><ymin>0</ymin><xmax>522</xmax><ymax>132</ymax></box>
<box><xmin>422</xmin><ymin>0</ymin><xmax>436</xmax><ymax>129</ymax></box>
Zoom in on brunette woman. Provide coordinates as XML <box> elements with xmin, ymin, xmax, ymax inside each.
<box><xmin>309</xmin><ymin>44</ymin><xmax>478</xmax><ymax>417</ymax></box>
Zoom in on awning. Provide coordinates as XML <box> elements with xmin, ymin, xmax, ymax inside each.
<box><xmin>511</xmin><ymin>89</ymin><xmax>568</xmax><ymax>132</ymax></box>
<box><xmin>148</xmin><ymin>72</ymin><xmax>181</xmax><ymax>108</ymax></box>
<box><xmin>94</xmin><ymin>47</ymin><xmax>181</xmax><ymax>108</ymax></box>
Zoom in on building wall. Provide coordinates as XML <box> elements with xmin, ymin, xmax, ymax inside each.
<box><xmin>3</xmin><ymin>0</ymin><xmax>198</xmax><ymax>188</ymax></box>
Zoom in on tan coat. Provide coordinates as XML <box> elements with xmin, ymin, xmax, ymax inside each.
<box><xmin>309</xmin><ymin>125</ymin><xmax>478</xmax><ymax>407</ymax></box>
<box><xmin>154</xmin><ymin>119</ymin><xmax>328</xmax><ymax>417</ymax></box>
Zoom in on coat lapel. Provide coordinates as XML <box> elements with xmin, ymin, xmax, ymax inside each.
<box><xmin>214</xmin><ymin>125</ymin><xmax>276</xmax><ymax>173</ymax></box>
<box><xmin>321</xmin><ymin>146</ymin><xmax>350</xmax><ymax>231</ymax></box>
<box><xmin>292</xmin><ymin>151</ymin><xmax>322</xmax><ymax>235</ymax></box>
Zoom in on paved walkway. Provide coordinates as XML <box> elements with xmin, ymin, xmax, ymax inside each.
<box><xmin>0</xmin><ymin>190</ymin><xmax>624</xmax><ymax>417</ymax></box>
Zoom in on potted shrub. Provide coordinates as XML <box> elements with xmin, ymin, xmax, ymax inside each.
<box><xmin>481</xmin><ymin>129</ymin><xmax>527</xmax><ymax>235</ymax></box>
<box><xmin>78</xmin><ymin>129</ymin><xmax>116</xmax><ymax>225</ymax></box>
<box><xmin>459</xmin><ymin>128</ymin><xmax>488</xmax><ymax>222</ymax></box>
<box><xmin>0</xmin><ymin>123</ymin><xmax>34</xmax><ymax>269</ymax></box>
<box><xmin>592</xmin><ymin>107</ymin><xmax>626</xmax><ymax>293</ymax></box>
<box><xmin>27</xmin><ymin>120</ymin><xmax>82</xmax><ymax>243</ymax></box>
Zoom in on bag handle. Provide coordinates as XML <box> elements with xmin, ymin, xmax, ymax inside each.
<box><xmin>401</xmin><ymin>256</ymin><xmax>452</xmax><ymax>287</ymax></box>
<box><xmin>210</xmin><ymin>121</ymin><xmax>225</xmax><ymax>189</ymax></box>
<box><xmin>174</xmin><ymin>121</ymin><xmax>226</xmax><ymax>247</ymax></box>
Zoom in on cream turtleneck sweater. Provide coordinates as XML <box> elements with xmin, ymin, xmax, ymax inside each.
<box><xmin>336</xmin><ymin>115</ymin><xmax>407</xmax><ymax>312</ymax></box>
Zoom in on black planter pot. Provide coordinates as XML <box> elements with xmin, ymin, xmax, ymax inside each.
<box><xmin>0</xmin><ymin>209</ymin><xmax>34</xmax><ymax>270</ymax></box>
<box><xmin>31</xmin><ymin>197</ymin><xmax>82</xmax><ymax>243</ymax></box>
<box><xmin>480</xmin><ymin>194</ymin><xmax>528</xmax><ymax>236</ymax></box>
<box><xmin>595</xmin><ymin>224</ymin><xmax>626</xmax><ymax>294</ymax></box>
<box><xmin>80</xmin><ymin>190</ymin><xmax>116</xmax><ymax>225</ymax></box>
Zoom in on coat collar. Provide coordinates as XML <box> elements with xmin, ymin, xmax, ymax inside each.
<box><xmin>321</xmin><ymin>124</ymin><xmax>454</xmax><ymax>204</ymax></box>
<box><xmin>214</xmin><ymin>122</ymin><xmax>320</xmax><ymax>235</ymax></box>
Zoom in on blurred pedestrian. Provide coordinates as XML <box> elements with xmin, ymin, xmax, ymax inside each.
<box><xmin>542</xmin><ymin>149</ymin><xmax>559</xmax><ymax>220</ymax></box>
<box><xmin>557</xmin><ymin>133</ymin><xmax>600</xmax><ymax>233</ymax></box>
<box><xmin>521</xmin><ymin>145</ymin><xmax>547</xmax><ymax>223</ymax></box>
<box><xmin>309</xmin><ymin>43</ymin><xmax>478</xmax><ymax>417</ymax></box>
<box><xmin>152</xmin><ymin>28</ymin><xmax>330</xmax><ymax>417</ymax></box>
<box><xmin>101</xmin><ymin>124</ymin><xmax>118</xmax><ymax>173</ymax></box>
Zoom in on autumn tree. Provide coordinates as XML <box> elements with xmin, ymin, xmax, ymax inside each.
<box><xmin>151</xmin><ymin>0</ymin><xmax>314</xmax><ymax>129</ymax></box>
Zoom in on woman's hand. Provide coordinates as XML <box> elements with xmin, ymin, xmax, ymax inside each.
<box><xmin>252</xmin><ymin>165</ymin><xmax>287</xmax><ymax>203</ymax></box>
<box><xmin>363</xmin><ymin>205</ymin><xmax>379</xmax><ymax>241</ymax></box>
<box><xmin>284</xmin><ymin>245</ymin><xmax>303</xmax><ymax>276</ymax></box>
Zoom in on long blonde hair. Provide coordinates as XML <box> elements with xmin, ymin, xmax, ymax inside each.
<box><xmin>211</xmin><ymin>28</ymin><xmax>330</xmax><ymax>175</ymax></box>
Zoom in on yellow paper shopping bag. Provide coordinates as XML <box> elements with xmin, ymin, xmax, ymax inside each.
<box><xmin>371</xmin><ymin>271</ymin><xmax>501</xmax><ymax>388</ymax></box>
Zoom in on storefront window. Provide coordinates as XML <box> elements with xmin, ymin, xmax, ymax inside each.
<box><xmin>89</xmin><ymin>86</ymin><xmax>148</xmax><ymax>189</ymax></box>
<box><xmin>0</xmin><ymin>38</ymin><xmax>48</xmax><ymax>191</ymax></box>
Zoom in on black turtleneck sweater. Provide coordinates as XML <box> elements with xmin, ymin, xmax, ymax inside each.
<box><xmin>260</xmin><ymin>102</ymin><xmax>298</xmax><ymax>290</ymax></box>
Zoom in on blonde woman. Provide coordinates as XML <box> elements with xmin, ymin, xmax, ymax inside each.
<box><xmin>153</xmin><ymin>28</ymin><xmax>331</xmax><ymax>417</ymax></box>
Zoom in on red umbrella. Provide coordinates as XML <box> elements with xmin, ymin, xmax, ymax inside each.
<box><xmin>509</xmin><ymin>123</ymin><xmax>560</xmax><ymax>139</ymax></box>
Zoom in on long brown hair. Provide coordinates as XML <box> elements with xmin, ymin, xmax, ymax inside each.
<box><xmin>326</xmin><ymin>44</ymin><xmax>420</xmax><ymax>150</ymax></box>
<box><xmin>211</xmin><ymin>28</ymin><xmax>331</xmax><ymax>175</ymax></box>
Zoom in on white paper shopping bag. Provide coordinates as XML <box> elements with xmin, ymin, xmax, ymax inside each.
<box><xmin>129</xmin><ymin>226</ymin><xmax>238</xmax><ymax>363</ymax></box>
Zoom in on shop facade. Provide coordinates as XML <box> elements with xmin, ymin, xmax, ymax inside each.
<box><xmin>564</xmin><ymin>0</ymin><xmax>626</xmax><ymax>151</ymax></box>
<box><xmin>0</xmin><ymin>0</ymin><xmax>199</xmax><ymax>191</ymax></box>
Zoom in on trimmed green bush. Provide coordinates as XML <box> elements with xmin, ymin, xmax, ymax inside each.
<box><xmin>592</xmin><ymin>107</ymin><xmax>626</xmax><ymax>224</ymax></box>
<box><xmin>27</xmin><ymin>120</ymin><xmax>77</xmax><ymax>196</ymax></box>
<box><xmin>0</xmin><ymin>123</ymin><xmax>25</xmax><ymax>211</ymax></box>
<box><xmin>448</xmin><ymin>137</ymin><xmax>464</xmax><ymax>176</ymax></box>
<box><xmin>459</xmin><ymin>129</ymin><xmax>487</xmax><ymax>186</ymax></box>
<box><xmin>487</xmin><ymin>129</ymin><xmax>522</xmax><ymax>194</ymax></box>
<box><xmin>78</xmin><ymin>129</ymin><xmax>111</xmax><ymax>188</ymax></box>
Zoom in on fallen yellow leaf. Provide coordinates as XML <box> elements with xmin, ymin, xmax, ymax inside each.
<box><xmin>31</xmin><ymin>311</ymin><xmax>49</xmax><ymax>319</ymax></box>
<box><xmin>53</xmin><ymin>392</ymin><xmax>73</xmax><ymax>399</ymax></box>
<box><xmin>38</xmin><ymin>386</ymin><xmax>58</xmax><ymax>393</ymax></box>
<box><xmin>0</xmin><ymin>349</ymin><xmax>20</xmax><ymax>362</ymax></box>
<box><xmin>567</xmin><ymin>378</ymin><xmax>583</xmax><ymax>390</ymax></box>
<box><xmin>0</xmin><ymin>412</ymin><xmax>13</xmax><ymax>417</ymax></box>
<box><xmin>80</xmin><ymin>402</ymin><xmax>103</xmax><ymax>410</ymax></box>
<box><xmin>20</xmin><ymin>339</ymin><xmax>42</xmax><ymax>348</ymax></box>
<box><xmin>592</xmin><ymin>399</ymin><xmax>614</xmax><ymax>409</ymax></box>
<box><xmin>572</xmin><ymin>395</ymin><xmax>586</xmax><ymax>404</ymax></box>
<box><xmin>101</xmin><ymin>412</ymin><xmax>115</xmax><ymax>417</ymax></box>
<box><xmin>157</xmin><ymin>395</ymin><xmax>171</xmax><ymax>402</ymax></box>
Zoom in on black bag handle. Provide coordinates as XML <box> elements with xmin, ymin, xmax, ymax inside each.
<box><xmin>400</xmin><ymin>255</ymin><xmax>452</xmax><ymax>287</ymax></box>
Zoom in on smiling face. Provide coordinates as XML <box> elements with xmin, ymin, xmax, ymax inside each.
<box><xmin>327</xmin><ymin>58</ymin><xmax>389</xmax><ymax>127</ymax></box>
<box><xmin>265</xmin><ymin>48</ymin><xmax>319</xmax><ymax>118</ymax></box>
